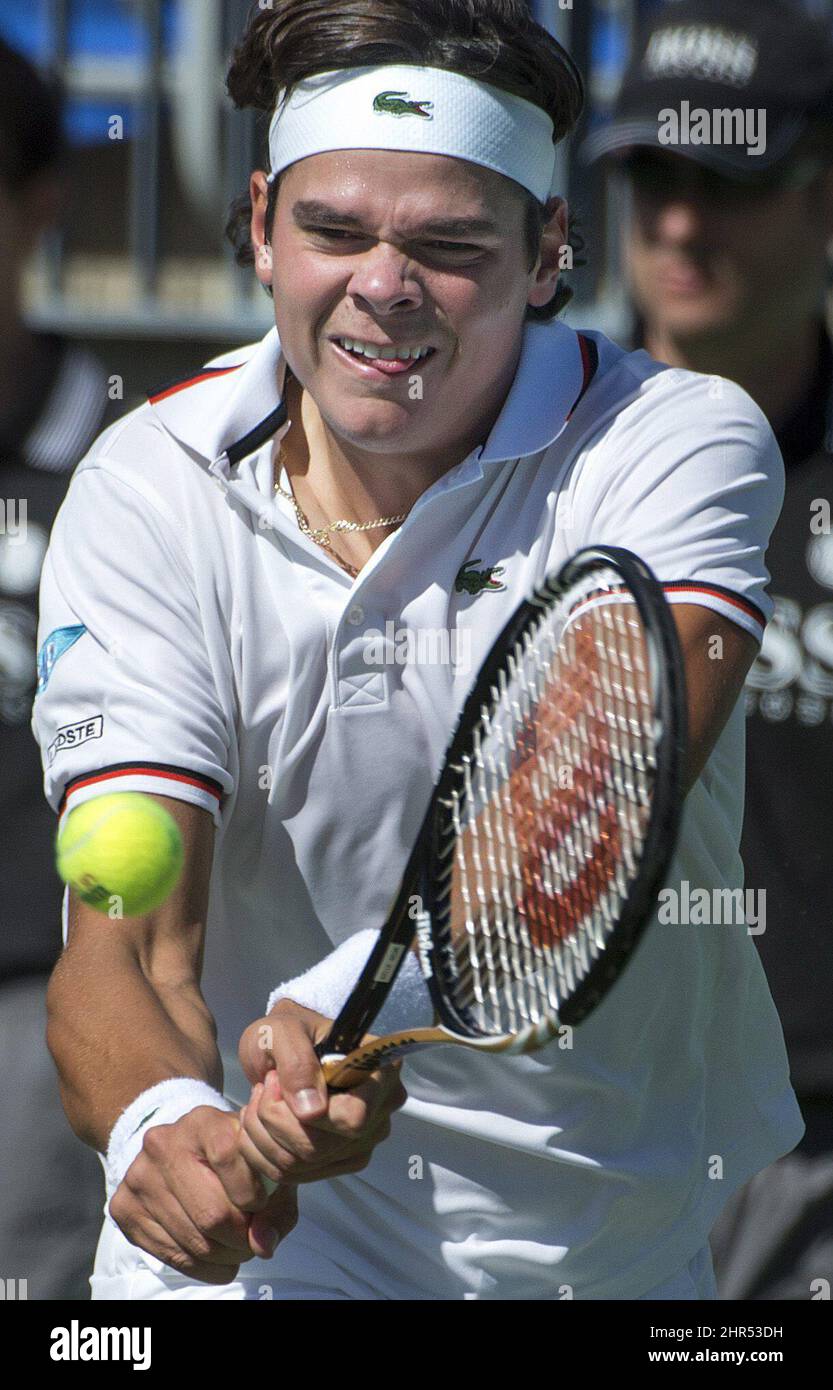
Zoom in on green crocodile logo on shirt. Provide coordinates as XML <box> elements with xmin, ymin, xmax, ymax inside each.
<box><xmin>455</xmin><ymin>560</ymin><xmax>507</xmax><ymax>596</ymax></box>
<box><xmin>373</xmin><ymin>90</ymin><xmax>434</xmax><ymax>119</ymax></box>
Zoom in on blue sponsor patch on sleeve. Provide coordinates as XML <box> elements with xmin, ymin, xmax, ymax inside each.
<box><xmin>36</xmin><ymin>625</ymin><xmax>87</xmax><ymax>696</ymax></box>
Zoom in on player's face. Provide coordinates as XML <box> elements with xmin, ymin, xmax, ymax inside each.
<box><xmin>254</xmin><ymin>150</ymin><xmax>564</xmax><ymax>462</ymax></box>
<box><xmin>624</xmin><ymin>149</ymin><xmax>832</xmax><ymax>343</ymax></box>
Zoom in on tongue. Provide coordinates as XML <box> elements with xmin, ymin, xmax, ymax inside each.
<box><xmin>370</xmin><ymin>357</ymin><xmax>414</xmax><ymax>375</ymax></box>
<box><xmin>342</xmin><ymin>342</ymin><xmax>420</xmax><ymax>375</ymax></box>
<box><xmin>357</xmin><ymin>350</ymin><xmax>414</xmax><ymax>375</ymax></box>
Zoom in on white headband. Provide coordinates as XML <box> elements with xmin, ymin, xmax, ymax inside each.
<box><xmin>267</xmin><ymin>65</ymin><xmax>557</xmax><ymax>203</ymax></box>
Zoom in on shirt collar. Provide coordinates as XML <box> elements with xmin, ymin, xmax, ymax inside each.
<box><xmin>146</xmin><ymin>317</ymin><xmax>590</xmax><ymax>469</ymax></box>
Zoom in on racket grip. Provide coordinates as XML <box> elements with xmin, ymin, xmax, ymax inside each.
<box><xmin>319</xmin><ymin>1053</ymin><xmax>367</xmax><ymax>1091</ymax></box>
<box><xmin>320</xmin><ymin>1028</ymin><xmax>445</xmax><ymax>1088</ymax></box>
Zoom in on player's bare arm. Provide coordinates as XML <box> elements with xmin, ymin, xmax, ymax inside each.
<box><xmin>46</xmin><ymin>794</ymin><xmax>295</xmax><ymax>1281</ymax></box>
<box><xmin>47</xmin><ymin>791</ymin><xmax>405</xmax><ymax>1278</ymax></box>
<box><xmin>47</xmin><ymin>796</ymin><xmax>219</xmax><ymax>1143</ymax></box>
<box><xmin>672</xmin><ymin>606</ymin><xmax>760</xmax><ymax>794</ymax></box>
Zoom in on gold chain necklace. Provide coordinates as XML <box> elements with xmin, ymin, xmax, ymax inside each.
<box><xmin>273</xmin><ymin>447</ymin><xmax>408</xmax><ymax>577</ymax></box>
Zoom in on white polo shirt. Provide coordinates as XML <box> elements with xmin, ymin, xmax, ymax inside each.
<box><xmin>32</xmin><ymin>316</ymin><xmax>803</xmax><ymax>1299</ymax></box>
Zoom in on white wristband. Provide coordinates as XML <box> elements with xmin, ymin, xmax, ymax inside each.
<box><xmin>104</xmin><ymin>1078</ymin><xmax>235</xmax><ymax>1202</ymax></box>
<box><xmin>266</xmin><ymin>929</ymin><xmax>434</xmax><ymax>1037</ymax></box>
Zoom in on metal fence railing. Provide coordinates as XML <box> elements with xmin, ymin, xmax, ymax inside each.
<box><xmin>8</xmin><ymin>0</ymin><xmax>646</xmax><ymax>343</ymax></box>
<box><xmin>18</xmin><ymin>0</ymin><xmax>271</xmax><ymax>340</ymax></box>
<box><xmin>6</xmin><ymin>1</ymin><xmax>639</xmax><ymax>343</ymax></box>
<box><xmin>10</xmin><ymin>0</ymin><xmax>833</xmax><ymax>343</ymax></box>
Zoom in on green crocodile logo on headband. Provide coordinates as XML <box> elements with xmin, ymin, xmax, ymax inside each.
<box><xmin>373</xmin><ymin>90</ymin><xmax>434</xmax><ymax>119</ymax></box>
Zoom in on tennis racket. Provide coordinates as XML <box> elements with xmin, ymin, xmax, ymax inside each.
<box><xmin>317</xmin><ymin>545</ymin><xmax>687</xmax><ymax>1090</ymax></box>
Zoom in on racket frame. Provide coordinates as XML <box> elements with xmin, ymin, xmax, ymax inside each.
<box><xmin>420</xmin><ymin>545</ymin><xmax>687</xmax><ymax>1041</ymax></box>
<box><xmin>317</xmin><ymin>545</ymin><xmax>687</xmax><ymax>1076</ymax></box>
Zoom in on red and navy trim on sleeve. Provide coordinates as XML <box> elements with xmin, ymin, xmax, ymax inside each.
<box><xmin>570</xmin><ymin>578</ymin><xmax>768</xmax><ymax>641</ymax></box>
<box><xmin>59</xmin><ymin>763</ymin><xmax>225</xmax><ymax>817</ymax></box>
<box><xmin>661</xmin><ymin>581</ymin><xmax>767</xmax><ymax>634</ymax></box>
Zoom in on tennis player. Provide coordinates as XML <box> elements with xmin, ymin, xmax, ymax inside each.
<box><xmin>34</xmin><ymin>0</ymin><xmax>803</xmax><ymax>1300</ymax></box>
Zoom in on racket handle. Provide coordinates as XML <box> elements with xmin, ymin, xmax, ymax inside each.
<box><xmin>320</xmin><ymin>1053</ymin><xmax>376</xmax><ymax>1091</ymax></box>
<box><xmin>320</xmin><ymin>1027</ymin><xmax>451</xmax><ymax>1089</ymax></box>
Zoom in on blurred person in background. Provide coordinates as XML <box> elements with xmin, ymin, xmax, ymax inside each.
<box><xmin>0</xmin><ymin>36</ymin><xmax>118</xmax><ymax>1298</ymax></box>
<box><xmin>586</xmin><ymin>0</ymin><xmax>833</xmax><ymax>1299</ymax></box>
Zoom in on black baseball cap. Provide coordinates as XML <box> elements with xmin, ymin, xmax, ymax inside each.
<box><xmin>583</xmin><ymin>0</ymin><xmax>833</xmax><ymax>179</ymax></box>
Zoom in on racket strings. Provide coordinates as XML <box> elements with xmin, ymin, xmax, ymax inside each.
<box><xmin>437</xmin><ymin>576</ymin><xmax>658</xmax><ymax>1037</ymax></box>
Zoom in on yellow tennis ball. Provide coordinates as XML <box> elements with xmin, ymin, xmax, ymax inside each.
<box><xmin>56</xmin><ymin>792</ymin><xmax>184</xmax><ymax>917</ymax></box>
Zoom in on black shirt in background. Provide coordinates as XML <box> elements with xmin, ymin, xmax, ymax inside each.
<box><xmin>631</xmin><ymin>317</ymin><xmax>833</xmax><ymax>1099</ymax></box>
<box><xmin>741</xmin><ymin>325</ymin><xmax>833</xmax><ymax>1100</ymax></box>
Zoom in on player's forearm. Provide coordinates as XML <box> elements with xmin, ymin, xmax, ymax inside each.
<box><xmin>46</xmin><ymin>941</ymin><xmax>223</xmax><ymax>1151</ymax></box>
<box><xmin>671</xmin><ymin>608</ymin><xmax>760</xmax><ymax>796</ymax></box>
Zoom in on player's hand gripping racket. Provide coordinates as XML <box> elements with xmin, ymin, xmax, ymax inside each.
<box><xmin>317</xmin><ymin>545</ymin><xmax>687</xmax><ymax>1090</ymax></box>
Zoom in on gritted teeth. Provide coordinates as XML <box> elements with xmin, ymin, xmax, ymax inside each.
<box><xmin>336</xmin><ymin>337</ymin><xmax>433</xmax><ymax>361</ymax></box>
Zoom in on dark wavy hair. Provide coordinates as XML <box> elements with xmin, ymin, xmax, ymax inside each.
<box><xmin>224</xmin><ymin>0</ymin><xmax>585</xmax><ymax>320</ymax></box>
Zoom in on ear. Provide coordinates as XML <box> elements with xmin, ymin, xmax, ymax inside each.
<box><xmin>527</xmin><ymin>196</ymin><xmax>570</xmax><ymax>310</ymax></box>
<box><xmin>250</xmin><ymin>169</ymin><xmax>274</xmax><ymax>288</ymax></box>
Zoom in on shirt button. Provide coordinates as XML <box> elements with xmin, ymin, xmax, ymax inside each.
<box><xmin>347</xmin><ymin>605</ymin><xmax>365</xmax><ymax>626</ymax></box>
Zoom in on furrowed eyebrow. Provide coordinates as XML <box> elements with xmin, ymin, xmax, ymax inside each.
<box><xmin>291</xmin><ymin>201</ymin><xmax>499</xmax><ymax>238</ymax></box>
